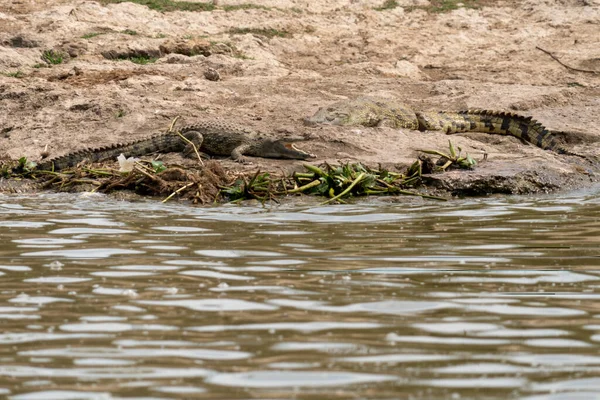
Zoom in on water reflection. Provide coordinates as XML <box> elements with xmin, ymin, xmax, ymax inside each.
<box><xmin>0</xmin><ymin>189</ymin><xmax>599</xmax><ymax>399</ymax></box>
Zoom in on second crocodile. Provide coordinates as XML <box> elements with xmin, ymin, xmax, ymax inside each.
<box><xmin>38</xmin><ymin>120</ymin><xmax>314</xmax><ymax>171</ymax></box>
<box><xmin>304</xmin><ymin>97</ymin><xmax>575</xmax><ymax>155</ymax></box>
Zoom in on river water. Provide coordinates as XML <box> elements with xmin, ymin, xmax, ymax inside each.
<box><xmin>1</xmin><ymin>188</ymin><xmax>599</xmax><ymax>400</ymax></box>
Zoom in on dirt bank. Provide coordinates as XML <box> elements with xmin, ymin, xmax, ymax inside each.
<box><xmin>1</xmin><ymin>0</ymin><xmax>599</xmax><ymax>198</ymax></box>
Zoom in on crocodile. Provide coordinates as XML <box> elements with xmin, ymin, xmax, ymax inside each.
<box><xmin>304</xmin><ymin>97</ymin><xmax>573</xmax><ymax>155</ymax></box>
<box><xmin>37</xmin><ymin>120</ymin><xmax>314</xmax><ymax>171</ymax></box>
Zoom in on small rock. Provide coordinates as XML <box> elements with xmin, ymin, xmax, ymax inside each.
<box><xmin>60</xmin><ymin>40</ymin><xmax>88</xmax><ymax>58</ymax></box>
<box><xmin>204</xmin><ymin>68</ymin><xmax>221</xmax><ymax>81</ymax></box>
<box><xmin>393</xmin><ymin>60</ymin><xmax>423</xmax><ymax>79</ymax></box>
<box><xmin>1</xmin><ymin>127</ymin><xmax>12</xmax><ymax>138</ymax></box>
<box><xmin>7</xmin><ymin>35</ymin><xmax>39</xmax><ymax>48</ymax></box>
<box><xmin>159</xmin><ymin>38</ymin><xmax>212</xmax><ymax>57</ymax></box>
<box><xmin>160</xmin><ymin>54</ymin><xmax>196</xmax><ymax>64</ymax></box>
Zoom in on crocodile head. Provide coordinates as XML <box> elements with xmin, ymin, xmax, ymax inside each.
<box><xmin>303</xmin><ymin>105</ymin><xmax>351</xmax><ymax>126</ymax></box>
<box><xmin>258</xmin><ymin>136</ymin><xmax>315</xmax><ymax>160</ymax></box>
<box><xmin>303</xmin><ymin>98</ymin><xmax>387</xmax><ymax>127</ymax></box>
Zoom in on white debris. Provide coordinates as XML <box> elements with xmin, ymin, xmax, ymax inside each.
<box><xmin>117</xmin><ymin>153</ymin><xmax>140</xmax><ymax>172</ymax></box>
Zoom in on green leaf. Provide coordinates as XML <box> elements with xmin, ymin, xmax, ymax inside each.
<box><xmin>466</xmin><ymin>154</ymin><xmax>476</xmax><ymax>165</ymax></box>
<box><xmin>448</xmin><ymin>140</ymin><xmax>457</xmax><ymax>159</ymax></box>
<box><xmin>151</xmin><ymin>161</ymin><xmax>166</xmax><ymax>173</ymax></box>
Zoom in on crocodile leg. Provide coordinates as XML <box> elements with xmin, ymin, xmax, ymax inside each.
<box><xmin>230</xmin><ymin>143</ymin><xmax>252</xmax><ymax>163</ymax></box>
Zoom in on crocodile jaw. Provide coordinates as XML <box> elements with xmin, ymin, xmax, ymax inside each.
<box><xmin>257</xmin><ymin>138</ymin><xmax>315</xmax><ymax>160</ymax></box>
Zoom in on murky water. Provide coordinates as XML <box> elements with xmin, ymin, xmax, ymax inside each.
<box><xmin>1</xmin><ymin>189</ymin><xmax>600</xmax><ymax>400</ymax></box>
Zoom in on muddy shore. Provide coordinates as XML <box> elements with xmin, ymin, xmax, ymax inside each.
<box><xmin>1</xmin><ymin>0</ymin><xmax>599</xmax><ymax>200</ymax></box>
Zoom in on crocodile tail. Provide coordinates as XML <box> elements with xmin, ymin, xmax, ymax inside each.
<box><xmin>37</xmin><ymin>148</ymin><xmax>98</xmax><ymax>171</ymax></box>
<box><xmin>417</xmin><ymin>110</ymin><xmax>566</xmax><ymax>153</ymax></box>
<box><xmin>37</xmin><ymin>139</ymin><xmax>148</xmax><ymax>171</ymax></box>
<box><xmin>459</xmin><ymin>109</ymin><xmax>566</xmax><ymax>152</ymax></box>
<box><xmin>36</xmin><ymin>133</ymin><xmax>190</xmax><ymax>171</ymax></box>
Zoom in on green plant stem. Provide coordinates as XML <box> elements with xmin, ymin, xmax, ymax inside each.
<box><xmin>303</xmin><ymin>164</ymin><xmax>327</xmax><ymax>177</ymax></box>
<box><xmin>321</xmin><ymin>172</ymin><xmax>365</xmax><ymax>205</ymax></box>
<box><xmin>81</xmin><ymin>168</ymin><xmax>118</xmax><ymax>176</ymax></box>
<box><xmin>293</xmin><ymin>172</ymin><xmax>315</xmax><ymax>179</ymax></box>
<box><xmin>281</xmin><ymin>179</ymin><xmax>321</xmax><ymax>194</ymax></box>
<box><xmin>417</xmin><ymin>149</ymin><xmax>451</xmax><ymax>158</ymax></box>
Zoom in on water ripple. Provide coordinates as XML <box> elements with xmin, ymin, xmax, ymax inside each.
<box><xmin>206</xmin><ymin>370</ymin><xmax>396</xmax><ymax>388</ymax></box>
<box><xmin>137</xmin><ymin>299</ymin><xmax>278</xmax><ymax>312</ymax></box>
<box><xmin>2</xmin><ymin>192</ymin><xmax>600</xmax><ymax>399</ymax></box>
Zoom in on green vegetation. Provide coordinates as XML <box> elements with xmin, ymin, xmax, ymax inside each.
<box><xmin>115</xmin><ymin>109</ymin><xmax>126</xmax><ymax>118</ymax></box>
<box><xmin>124</xmin><ymin>55</ymin><xmax>158</xmax><ymax>64</ymax></box>
<box><xmin>3</xmin><ymin>140</ymin><xmax>468</xmax><ymax>204</ymax></box>
<box><xmin>229</xmin><ymin>27</ymin><xmax>290</xmax><ymax>39</ymax></box>
<box><xmin>223</xmin><ymin>170</ymin><xmax>274</xmax><ymax>202</ymax></box>
<box><xmin>0</xmin><ymin>164</ymin><xmax>10</xmax><ymax>179</ymax></box>
<box><xmin>419</xmin><ymin>140</ymin><xmax>478</xmax><ymax>171</ymax></box>
<box><xmin>150</xmin><ymin>161</ymin><xmax>167</xmax><ymax>173</ymax></box>
<box><xmin>429</xmin><ymin>0</ymin><xmax>478</xmax><ymax>12</ymax></box>
<box><xmin>232</xmin><ymin>52</ymin><xmax>252</xmax><ymax>60</ymax></box>
<box><xmin>42</xmin><ymin>50</ymin><xmax>65</xmax><ymax>65</ymax></box>
<box><xmin>222</xmin><ymin>3</ymin><xmax>271</xmax><ymax>11</ymax></box>
<box><xmin>14</xmin><ymin>157</ymin><xmax>37</xmax><ymax>173</ymax></box>
<box><xmin>374</xmin><ymin>0</ymin><xmax>399</xmax><ymax>11</ymax></box>
<box><xmin>221</xmin><ymin>161</ymin><xmax>444</xmax><ymax>204</ymax></box>
<box><xmin>100</xmin><ymin>0</ymin><xmax>281</xmax><ymax>12</ymax></box>
<box><xmin>122</xmin><ymin>29</ymin><xmax>138</xmax><ymax>36</ymax></box>
<box><xmin>291</xmin><ymin>162</ymin><xmax>442</xmax><ymax>203</ymax></box>
<box><xmin>32</xmin><ymin>63</ymin><xmax>47</xmax><ymax>69</ymax></box>
<box><xmin>401</xmin><ymin>0</ymin><xmax>479</xmax><ymax>13</ymax></box>
<box><xmin>81</xmin><ymin>32</ymin><xmax>104</xmax><ymax>39</ymax></box>
<box><xmin>3</xmin><ymin>157</ymin><xmax>446</xmax><ymax>204</ymax></box>
<box><xmin>100</xmin><ymin>0</ymin><xmax>215</xmax><ymax>12</ymax></box>
<box><xmin>3</xmin><ymin>71</ymin><xmax>24</xmax><ymax>78</ymax></box>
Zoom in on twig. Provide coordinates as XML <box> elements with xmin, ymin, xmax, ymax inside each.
<box><xmin>162</xmin><ymin>182</ymin><xmax>195</xmax><ymax>203</ymax></box>
<box><xmin>167</xmin><ymin>116</ymin><xmax>181</xmax><ymax>133</ymax></box>
<box><xmin>34</xmin><ymin>170</ymin><xmax>64</xmax><ymax>176</ymax></box>
<box><xmin>71</xmin><ymin>179</ymin><xmax>102</xmax><ymax>186</ymax></box>
<box><xmin>166</xmin><ymin>115</ymin><xmax>204</xmax><ymax>167</ymax></box>
<box><xmin>134</xmin><ymin>161</ymin><xmax>156</xmax><ymax>174</ymax></box>
<box><xmin>535</xmin><ymin>46</ymin><xmax>599</xmax><ymax>75</ymax></box>
<box><xmin>133</xmin><ymin>163</ymin><xmax>161</xmax><ymax>182</ymax></box>
<box><xmin>175</xmin><ymin>131</ymin><xmax>204</xmax><ymax>167</ymax></box>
